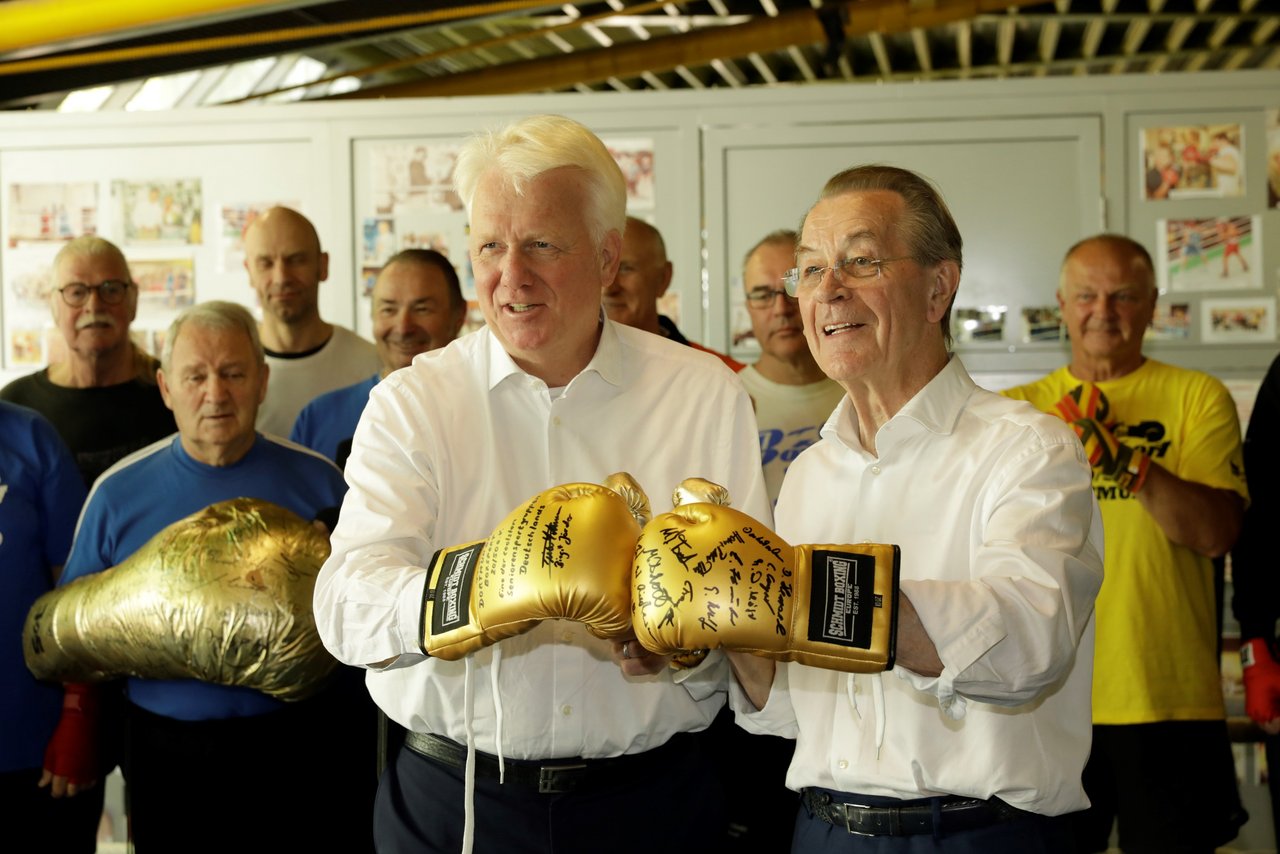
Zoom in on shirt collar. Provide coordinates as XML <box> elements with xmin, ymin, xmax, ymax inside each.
<box><xmin>483</xmin><ymin>310</ymin><xmax>623</xmax><ymax>392</ymax></box>
<box><xmin>824</xmin><ymin>354</ymin><xmax>975</xmax><ymax>451</ymax></box>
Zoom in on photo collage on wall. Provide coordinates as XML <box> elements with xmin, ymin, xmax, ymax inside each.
<box><xmin>1145</xmin><ymin>117</ymin><xmax>1279</xmax><ymax>346</ymax></box>
<box><xmin>358</xmin><ymin>137</ymin><xmax>657</xmax><ymax>337</ymax></box>
<box><xmin>1</xmin><ymin>175</ymin><xmax>308</xmax><ymax>369</ymax></box>
<box><xmin>3</xmin><ymin>178</ymin><xmax>209</xmax><ymax>366</ymax></box>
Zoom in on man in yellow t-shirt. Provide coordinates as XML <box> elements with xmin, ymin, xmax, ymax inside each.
<box><xmin>1003</xmin><ymin>234</ymin><xmax>1247</xmax><ymax>854</ymax></box>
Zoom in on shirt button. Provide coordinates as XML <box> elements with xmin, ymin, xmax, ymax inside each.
<box><xmin>852</xmin><ymin>682</ymin><xmax>862</xmax><ymax>695</ymax></box>
<box><xmin>838</xmin><ymin>759</ymin><xmax>849</xmax><ymax>770</ymax></box>
<box><xmin>870</xmin><ymin>465</ymin><xmax>882</xmax><ymax>475</ymax></box>
<box><xmin>561</xmin><ymin>631</ymin><xmax>573</xmax><ymax>642</ymax></box>
<box><xmin>552</xmin><ymin>416</ymin><xmax>562</xmax><ymax>427</ymax></box>
<box><xmin>561</xmin><ymin>705</ymin><xmax>573</xmax><ymax>716</ymax></box>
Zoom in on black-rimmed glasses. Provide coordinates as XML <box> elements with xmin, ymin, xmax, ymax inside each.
<box><xmin>782</xmin><ymin>256</ymin><xmax>912</xmax><ymax>297</ymax></box>
<box><xmin>56</xmin><ymin>280</ymin><xmax>132</xmax><ymax>307</ymax></box>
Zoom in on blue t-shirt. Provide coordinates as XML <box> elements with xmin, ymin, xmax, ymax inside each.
<box><xmin>290</xmin><ymin>372</ymin><xmax>379</xmax><ymax>466</ymax></box>
<box><xmin>0</xmin><ymin>401</ymin><xmax>86</xmax><ymax>772</ymax></box>
<box><xmin>61</xmin><ymin>433</ymin><xmax>345</xmax><ymax>722</ymax></box>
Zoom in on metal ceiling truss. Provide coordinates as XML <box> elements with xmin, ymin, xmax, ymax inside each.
<box><xmin>0</xmin><ymin>0</ymin><xmax>1277</xmax><ymax>110</ymax></box>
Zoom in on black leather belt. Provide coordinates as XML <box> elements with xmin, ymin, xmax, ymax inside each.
<box><xmin>404</xmin><ymin>731</ymin><xmax>679</xmax><ymax>794</ymax></box>
<box><xmin>801</xmin><ymin>788</ymin><xmax>1026</xmax><ymax>836</ymax></box>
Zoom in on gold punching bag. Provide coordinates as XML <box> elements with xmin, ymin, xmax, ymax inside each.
<box><xmin>24</xmin><ymin>498</ymin><xmax>337</xmax><ymax>701</ymax></box>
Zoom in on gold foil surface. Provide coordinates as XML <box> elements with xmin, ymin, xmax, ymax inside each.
<box><xmin>671</xmin><ymin>477</ymin><xmax>730</xmax><ymax>508</ymax></box>
<box><xmin>603</xmin><ymin>471</ymin><xmax>651</xmax><ymax>526</ymax></box>
<box><xmin>24</xmin><ymin>497</ymin><xmax>336</xmax><ymax>701</ymax></box>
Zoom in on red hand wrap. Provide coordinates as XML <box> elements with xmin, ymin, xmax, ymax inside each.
<box><xmin>1242</xmin><ymin>638</ymin><xmax>1280</xmax><ymax>728</ymax></box>
<box><xmin>43</xmin><ymin>683</ymin><xmax>100</xmax><ymax>786</ymax></box>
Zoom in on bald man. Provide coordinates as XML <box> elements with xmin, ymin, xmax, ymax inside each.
<box><xmin>243</xmin><ymin>206</ymin><xmax>379</xmax><ymax>436</ymax></box>
<box><xmin>604</xmin><ymin>216</ymin><xmax>743</xmax><ymax>372</ymax></box>
<box><xmin>1004</xmin><ymin>234</ymin><xmax>1246</xmax><ymax>854</ymax></box>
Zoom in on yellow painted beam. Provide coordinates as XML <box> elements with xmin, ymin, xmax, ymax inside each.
<box><xmin>0</xmin><ymin>0</ymin><xmax>288</xmax><ymax>57</ymax></box>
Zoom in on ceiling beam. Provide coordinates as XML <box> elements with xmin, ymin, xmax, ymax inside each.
<box><xmin>335</xmin><ymin>0</ymin><xmax>1051</xmax><ymax>99</ymax></box>
<box><xmin>0</xmin><ymin>0</ymin><xmax>296</xmax><ymax>59</ymax></box>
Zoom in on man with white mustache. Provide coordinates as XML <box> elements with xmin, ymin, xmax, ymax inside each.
<box><xmin>0</xmin><ymin>234</ymin><xmax>175</xmax><ymax>853</ymax></box>
<box><xmin>1</xmin><ymin>235</ymin><xmax>175</xmax><ymax>486</ymax></box>
<box><xmin>1004</xmin><ymin>235</ymin><xmax>1247</xmax><ymax>854</ymax></box>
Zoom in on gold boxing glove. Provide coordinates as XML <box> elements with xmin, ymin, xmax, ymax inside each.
<box><xmin>421</xmin><ymin>476</ymin><xmax>644</xmax><ymax>660</ymax></box>
<box><xmin>632</xmin><ymin>503</ymin><xmax>900</xmax><ymax>673</ymax></box>
<box><xmin>24</xmin><ymin>498</ymin><xmax>336</xmax><ymax>701</ymax></box>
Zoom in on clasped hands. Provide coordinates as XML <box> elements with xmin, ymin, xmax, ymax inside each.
<box><xmin>419</xmin><ymin>474</ymin><xmax>899</xmax><ymax>675</ymax></box>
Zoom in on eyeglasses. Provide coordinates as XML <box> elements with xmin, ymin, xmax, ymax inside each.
<box><xmin>744</xmin><ymin>286</ymin><xmax>793</xmax><ymax>307</ymax></box>
<box><xmin>56</xmin><ymin>280</ymin><xmax>132</xmax><ymax>307</ymax></box>
<box><xmin>782</xmin><ymin>256</ymin><xmax>912</xmax><ymax>297</ymax></box>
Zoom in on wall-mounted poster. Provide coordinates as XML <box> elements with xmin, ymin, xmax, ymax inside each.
<box><xmin>369</xmin><ymin>142</ymin><xmax>463</xmax><ymax>216</ymax></box>
<box><xmin>1202</xmin><ymin>297</ymin><xmax>1275</xmax><ymax>344</ymax></box>
<box><xmin>3</xmin><ymin>252</ymin><xmax>56</xmax><ymax>368</ymax></box>
<box><xmin>1268</xmin><ymin>108</ymin><xmax>1280</xmax><ymax>209</ymax></box>
<box><xmin>113</xmin><ymin>178</ymin><xmax>203</xmax><ymax>245</ymax></box>
<box><xmin>1140</xmin><ymin>124</ymin><xmax>1245</xmax><ymax>200</ymax></box>
<box><xmin>604</xmin><ymin>138</ymin><xmax>655</xmax><ymax>211</ymax></box>
<box><xmin>1022</xmin><ymin>305</ymin><xmax>1065</xmax><ymax>342</ymax></box>
<box><xmin>1146</xmin><ymin>302</ymin><xmax>1191</xmax><ymax>341</ymax></box>
<box><xmin>1157</xmin><ymin>216</ymin><xmax>1261</xmax><ymax>292</ymax></box>
<box><xmin>8</xmin><ymin>182</ymin><xmax>99</xmax><ymax>248</ymax></box>
<box><xmin>952</xmin><ymin>306</ymin><xmax>1008</xmax><ymax>343</ymax></box>
<box><xmin>130</xmin><ymin>258</ymin><xmax>196</xmax><ymax>309</ymax></box>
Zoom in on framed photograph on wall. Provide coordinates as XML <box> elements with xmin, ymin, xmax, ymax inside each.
<box><xmin>1157</xmin><ymin>216</ymin><xmax>1261</xmax><ymax>292</ymax></box>
<box><xmin>1201</xmin><ymin>297</ymin><xmax>1275</xmax><ymax>344</ymax></box>
<box><xmin>1147</xmin><ymin>301</ymin><xmax>1191</xmax><ymax>341</ymax></box>
<box><xmin>1140</xmin><ymin>123</ymin><xmax>1245</xmax><ymax>200</ymax></box>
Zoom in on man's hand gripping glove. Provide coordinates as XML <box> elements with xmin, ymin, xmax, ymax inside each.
<box><xmin>1055</xmin><ymin>382</ymin><xmax>1150</xmax><ymax>493</ymax></box>
<box><xmin>1241</xmin><ymin>638</ymin><xmax>1280</xmax><ymax>729</ymax></box>
<box><xmin>420</xmin><ymin>473</ymin><xmax>647</xmax><ymax>660</ymax></box>
<box><xmin>631</xmin><ymin>495</ymin><xmax>901</xmax><ymax>673</ymax></box>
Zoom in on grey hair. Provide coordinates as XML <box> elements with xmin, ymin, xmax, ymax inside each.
<box><xmin>802</xmin><ymin>165</ymin><xmax>963</xmax><ymax>346</ymax></box>
<box><xmin>742</xmin><ymin>229</ymin><xmax>798</xmax><ymax>273</ymax></box>
<box><xmin>161</xmin><ymin>301</ymin><xmax>264</xmax><ymax>372</ymax></box>
<box><xmin>1059</xmin><ymin>234</ymin><xmax>1156</xmax><ymax>294</ymax></box>
<box><xmin>50</xmin><ymin>236</ymin><xmax>132</xmax><ymax>302</ymax></box>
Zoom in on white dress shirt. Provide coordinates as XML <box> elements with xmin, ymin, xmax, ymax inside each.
<box><xmin>732</xmin><ymin>356</ymin><xmax>1104</xmax><ymax>816</ymax></box>
<box><xmin>316</xmin><ymin>319</ymin><xmax>771</xmax><ymax>760</ymax></box>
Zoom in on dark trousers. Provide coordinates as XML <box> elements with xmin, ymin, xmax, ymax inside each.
<box><xmin>703</xmin><ymin>703</ymin><xmax>799</xmax><ymax>850</ymax></box>
<box><xmin>793</xmin><ymin>790</ymin><xmax>1072</xmax><ymax>854</ymax></box>
<box><xmin>124</xmin><ymin>674</ymin><xmax>378</xmax><ymax>854</ymax></box>
<box><xmin>1069</xmin><ymin>721</ymin><xmax>1246</xmax><ymax>854</ymax></box>
<box><xmin>0</xmin><ymin>767</ymin><xmax>105</xmax><ymax>853</ymax></box>
<box><xmin>374</xmin><ymin>735</ymin><xmax>726</xmax><ymax>854</ymax></box>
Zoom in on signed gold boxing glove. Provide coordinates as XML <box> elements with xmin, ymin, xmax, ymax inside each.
<box><xmin>632</xmin><ymin>503</ymin><xmax>900</xmax><ymax>673</ymax></box>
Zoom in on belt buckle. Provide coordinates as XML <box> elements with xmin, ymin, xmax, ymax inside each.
<box><xmin>538</xmin><ymin>762</ymin><xmax>588</xmax><ymax>794</ymax></box>
<box><xmin>840</xmin><ymin>803</ymin><xmax>899</xmax><ymax>836</ymax></box>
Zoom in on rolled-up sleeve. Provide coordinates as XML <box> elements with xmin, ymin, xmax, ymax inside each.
<box><xmin>897</xmin><ymin>433</ymin><xmax>1104</xmax><ymax>714</ymax></box>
